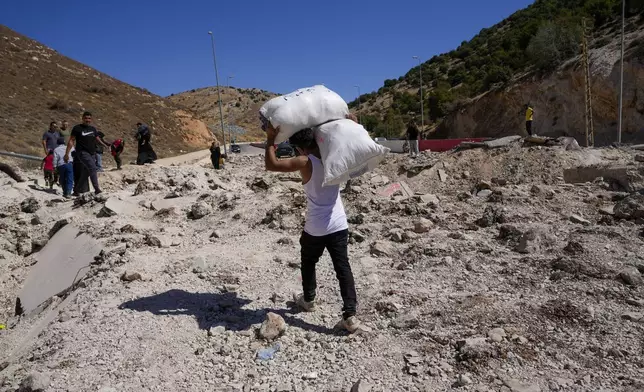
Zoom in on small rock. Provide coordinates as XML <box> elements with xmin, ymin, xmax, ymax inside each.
<box><xmin>208</xmin><ymin>325</ymin><xmax>226</xmax><ymax>336</ymax></box>
<box><xmin>511</xmin><ymin>334</ymin><xmax>529</xmax><ymax>344</ymax></box>
<box><xmin>413</xmin><ymin>218</ymin><xmax>432</xmax><ymax>233</ymax></box>
<box><xmin>370</xmin><ymin>241</ymin><xmax>393</xmax><ymax>257</ymax></box>
<box><xmin>487</xmin><ymin>327</ymin><xmax>506</xmax><ymax>342</ymax></box>
<box><xmin>477</xmin><ymin>181</ymin><xmax>492</xmax><ymax>191</ymax></box>
<box><xmin>621</xmin><ymin>312</ymin><xmax>643</xmax><ymax>322</ymax></box>
<box><xmin>259</xmin><ymin>312</ymin><xmax>287</xmax><ymax>341</ymax></box>
<box><xmin>618</xmin><ymin>267</ymin><xmax>642</xmax><ymax>286</ymax></box>
<box><xmin>477</xmin><ymin>189</ymin><xmax>493</xmax><ymax>198</ymax></box>
<box><xmin>569</xmin><ymin>214</ymin><xmax>591</xmax><ymax>226</ymax></box>
<box><xmin>194</xmin><ymin>347</ymin><xmax>204</xmax><ymax>355</ymax></box>
<box><xmin>491</xmin><ymin>177</ymin><xmax>507</xmax><ymax>186</ymax></box>
<box><xmin>391</xmin><ymin>312</ymin><xmax>419</xmax><ymax>330</ymax></box>
<box><xmin>210</xmin><ymin>230</ymin><xmax>223</xmax><ymax>239</ymax></box>
<box><xmin>190</xmin><ymin>202</ymin><xmax>212</xmax><ymax>219</ymax></box>
<box><xmin>20</xmin><ymin>197</ymin><xmax>41</xmax><ymax>213</ymax></box>
<box><xmin>456</xmin><ymin>374</ymin><xmax>473</xmax><ymax>386</ymax></box>
<box><xmin>635</xmin><ymin>154</ymin><xmax>644</xmax><ymax>162</ymax></box>
<box><xmin>302</xmin><ymin>372</ymin><xmax>318</xmax><ymax>380</ymax></box>
<box><xmin>121</xmin><ymin>271</ymin><xmax>142</xmax><ymax>282</ymax></box>
<box><xmin>417</xmin><ymin>193</ymin><xmax>440</xmax><ymax>206</ymax></box>
<box><xmin>145</xmin><ymin>235</ymin><xmax>162</xmax><ymax>248</ymax></box>
<box><xmin>350</xmin><ymin>230</ymin><xmax>365</xmax><ymax>243</ymax></box>
<box><xmin>437</xmin><ymin>169</ymin><xmax>447</xmax><ymax>182</ymax></box>
<box><xmin>232</xmin><ymin>213</ymin><xmax>242</xmax><ymax>220</ymax></box>
<box><xmin>598</xmin><ymin>205</ymin><xmax>615</xmax><ymax>216</ymax></box>
<box><xmin>503</xmin><ymin>379</ymin><xmax>541</xmax><ymax>392</ymax></box>
<box><xmin>120</xmin><ymin>224</ymin><xmax>137</xmax><ymax>233</ymax></box>
<box><xmin>277</xmin><ymin>237</ymin><xmax>293</xmax><ymax>245</ymax></box>
<box><xmin>563</xmin><ymin>241</ymin><xmax>584</xmax><ymax>255</ymax></box>
<box><xmin>389</xmin><ymin>228</ymin><xmax>405</xmax><ymax>243</ymax></box>
<box><xmin>192</xmin><ymin>256</ymin><xmax>209</xmax><ymax>273</ymax></box>
<box><xmin>350</xmin><ymin>379</ymin><xmax>372</xmax><ymax>392</ymax></box>
<box><xmin>19</xmin><ymin>371</ymin><xmax>50</xmax><ymax>391</ymax></box>
<box><xmin>530</xmin><ymin>185</ymin><xmax>543</xmax><ymax>195</ymax></box>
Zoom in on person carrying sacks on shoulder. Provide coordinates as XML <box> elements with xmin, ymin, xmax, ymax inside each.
<box><xmin>263</xmin><ymin>114</ymin><xmax>362</xmax><ymax>333</ymax></box>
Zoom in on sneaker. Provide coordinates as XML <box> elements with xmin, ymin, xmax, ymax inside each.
<box><xmin>339</xmin><ymin>316</ymin><xmax>362</xmax><ymax>333</ymax></box>
<box><xmin>94</xmin><ymin>190</ymin><xmax>103</xmax><ymax>195</ymax></box>
<box><xmin>293</xmin><ymin>293</ymin><xmax>316</xmax><ymax>312</ymax></box>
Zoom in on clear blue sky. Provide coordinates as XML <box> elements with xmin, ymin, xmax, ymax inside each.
<box><xmin>2</xmin><ymin>0</ymin><xmax>534</xmax><ymax>101</ymax></box>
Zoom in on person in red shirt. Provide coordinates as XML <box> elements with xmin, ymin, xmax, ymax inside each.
<box><xmin>41</xmin><ymin>150</ymin><xmax>57</xmax><ymax>189</ymax></box>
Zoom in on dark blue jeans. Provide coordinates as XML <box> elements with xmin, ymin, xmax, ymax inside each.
<box><xmin>300</xmin><ymin>229</ymin><xmax>357</xmax><ymax>319</ymax></box>
<box><xmin>57</xmin><ymin>163</ymin><xmax>74</xmax><ymax>196</ymax></box>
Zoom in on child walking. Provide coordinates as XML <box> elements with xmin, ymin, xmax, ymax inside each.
<box><xmin>41</xmin><ymin>150</ymin><xmax>57</xmax><ymax>189</ymax></box>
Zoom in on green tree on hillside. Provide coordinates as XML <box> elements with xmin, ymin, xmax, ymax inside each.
<box><xmin>527</xmin><ymin>22</ymin><xmax>582</xmax><ymax>71</ymax></box>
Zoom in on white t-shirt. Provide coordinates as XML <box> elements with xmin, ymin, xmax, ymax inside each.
<box><xmin>303</xmin><ymin>155</ymin><xmax>348</xmax><ymax>236</ymax></box>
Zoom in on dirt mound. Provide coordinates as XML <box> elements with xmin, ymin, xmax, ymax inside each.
<box><xmin>0</xmin><ymin>25</ymin><xmax>212</xmax><ymax>162</ymax></box>
<box><xmin>0</xmin><ymin>144</ymin><xmax>643</xmax><ymax>391</ymax></box>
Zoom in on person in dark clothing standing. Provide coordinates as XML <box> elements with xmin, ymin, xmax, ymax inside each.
<box><xmin>210</xmin><ymin>141</ymin><xmax>221</xmax><ymax>170</ymax></box>
<box><xmin>64</xmin><ymin>111</ymin><xmax>102</xmax><ymax>195</ymax></box>
<box><xmin>406</xmin><ymin>120</ymin><xmax>420</xmax><ymax>158</ymax></box>
<box><xmin>136</xmin><ymin>122</ymin><xmax>157</xmax><ymax>165</ymax></box>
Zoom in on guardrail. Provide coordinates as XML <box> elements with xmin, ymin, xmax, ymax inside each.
<box><xmin>0</xmin><ymin>150</ymin><xmax>43</xmax><ymax>162</ymax></box>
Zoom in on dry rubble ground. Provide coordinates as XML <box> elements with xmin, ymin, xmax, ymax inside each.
<box><xmin>0</xmin><ymin>142</ymin><xmax>643</xmax><ymax>392</ymax></box>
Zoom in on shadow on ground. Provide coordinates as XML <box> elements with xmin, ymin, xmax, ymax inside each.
<box><xmin>119</xmin><ymin>289</ymin><xmax>336</xmax><ymax>335</ymax></box>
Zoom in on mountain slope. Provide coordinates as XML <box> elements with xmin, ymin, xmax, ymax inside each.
<box><xmin>168</xmin><ymin>87</ymin><xmax>277</xmax><ymax>142</ymax></box>
<box><xmin>348</xmin><ymin>0</ymin><xmax>644</xmax><ymax>144</ymax></box>
<box><xmin>0</xmin><ymin>25</ymin><xmax>213</xmax><ymax>161</ymax></box>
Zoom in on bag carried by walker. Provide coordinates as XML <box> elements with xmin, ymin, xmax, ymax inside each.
<box><xmin>315</xmin><ymin>119</ymin><xmax>390</xmax><ymax>186</ymax></box>
<box><xmin>259</xmin><ymin>85</ymin><xmax>348</xmax><ymax>144</ymax></box>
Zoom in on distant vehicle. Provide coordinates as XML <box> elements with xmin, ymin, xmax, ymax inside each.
<box><xmin>230</xmin><ymin>144</ymin><xmax>241</xmax><ymax>153</ymax></box>
<box><xmin>374</xmin><ymin>137</ymin><xmax>387</xmax><ymax>142</ymax></box>
<box><xmin>276</xmin><ymin>142</ymin><xmax>295</xmax><ymax>158</ymax></box>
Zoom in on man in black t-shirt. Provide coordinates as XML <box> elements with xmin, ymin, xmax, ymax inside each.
<box><xmin>64</xmin><ymin>111</ymin><xmax>102</xmax><ymax>195</ymax></box>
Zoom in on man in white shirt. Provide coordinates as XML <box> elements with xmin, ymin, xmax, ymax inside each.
<box><xmin>264</xmin><ymin>115</ymin><xmax>361</xmax><ymax>333</ymax></box>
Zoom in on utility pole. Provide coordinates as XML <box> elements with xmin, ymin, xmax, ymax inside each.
<box><xmin>353</xmin><ymin>85</ymin><xmax>362</xmax><ymax>124</ymax></box>
<box><xmin>412</xmin><ymin>56</ymin><xmax>424</xmax><ymax>131</ymax></box>
<box><xmin>208</xmin><ymin>31</ymin><xmax>227</xmax><ymax>156</ymax></box>
<box><xmin>582</xmin><ymin>18</ymin><xmax>595</xmax><ymax>147</ymax></box>
<box><xmin>618</xmin><ymin>0</ymin><xmax>625</xmax><ymax>144</ymax></box>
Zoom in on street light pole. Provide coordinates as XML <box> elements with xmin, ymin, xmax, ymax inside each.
<box><xmin>353</xmin><ymin>85</ymin><xmax>362</xmax><ymax>124</ymax></box>
<box><xmin>226</xmin><ymin>75</ymin><xmax>234</xmax><ymax>144</ymax></box>
<box><xmin>208</xmin><ymin>31</ymin><xmax>227</xmax><ymax>156</ymax></box>
<box><xmin>618</xmin><ymin>0</ymin><xmax>625</xmax><ymax>144</ymax></box>
<box><xmin>412</xmin><ymin>56</ymin><xmax>424</xmax><ymax>132</ymax></box>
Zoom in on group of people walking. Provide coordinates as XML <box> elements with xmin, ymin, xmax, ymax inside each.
<box><xmin>40</xmin><ymin>112</ymin><xmax>156</xmax><ymax>197</ymax></box>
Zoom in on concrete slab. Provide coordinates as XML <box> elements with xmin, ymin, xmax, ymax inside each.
<box><xmin>484</xmin><ymin>135</ymin><xmax>522</xmax><ymax>148</ymax></box>
<box><xmin>151</xmin><ymin>196</ymin><xmax>197</xmax><ymax>211</ymax></box>
<box><xmin>101</xmin><ymin>197</ymin><xmax>139</xmax><ymax>217</ymax></box>
<box><xmin>16</xmin><ymin>224</ymin><xmax>101</xmax><ymax>315</ymax></box>
<box><xmin>378</xmin><ymin>181</ymin><xmax>413</xmax><ymax>199</ymax></box>
<box><xmin>563</xmin><ymin>165</ymin><xmax>644</xmax><ymax>192</ymax></box>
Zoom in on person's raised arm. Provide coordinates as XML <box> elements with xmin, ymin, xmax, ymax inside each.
<box><xmin>264</xmin><ymin>125</ymin><xmax>308</xmax><ymax>173</ymax></box>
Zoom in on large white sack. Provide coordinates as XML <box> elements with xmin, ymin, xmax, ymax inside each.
<box><xmin>315</xmin><ymin>119</ymin><xmax>390</xmax><ymax>187</ymax></box>
<box><xmin>259</xmin><ymin>85</ymin><xmax>349</xmax><ymax>144</ymax></box>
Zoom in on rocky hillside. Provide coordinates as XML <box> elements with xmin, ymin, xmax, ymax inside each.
<box><xmin>0</xmin><ymin>25</ymin><xmax>213</xmax><ymax>161</ymax></box>
<box><xmin>168</xmin><ymin>87</ymin><xmax>277</xmax><ymax>142</ymax></box>
<box><xmin>348</xmin><ymin>0</ymin><xmax>644</xmax><ymax>145</ymax></box>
